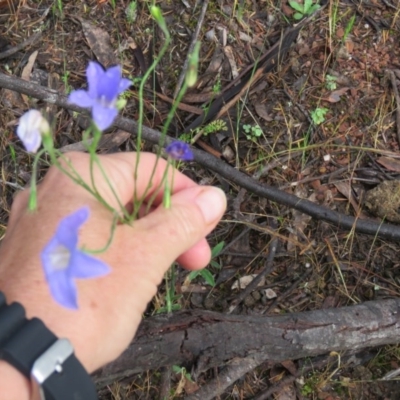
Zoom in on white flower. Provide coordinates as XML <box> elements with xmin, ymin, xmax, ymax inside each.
<box><xmin>16</xmin><ymin>110</ymin><xmax>50</xmax><ymax>153</ymax></box>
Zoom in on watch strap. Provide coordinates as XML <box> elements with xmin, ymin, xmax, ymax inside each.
<box><xmin>0</xmin><ymin>291</ymin><xmax>98</xmax><ymax>400</ymax></box>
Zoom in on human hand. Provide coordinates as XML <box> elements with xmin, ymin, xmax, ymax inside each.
<box><xmin>0</xmin><ymin>151</ymin><xmax>226</xmax><ymax>379</ymax></box>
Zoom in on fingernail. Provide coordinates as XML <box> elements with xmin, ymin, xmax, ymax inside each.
<box><xmin>195</xmin><ymin>187</ymin><xmax>226</xmax><ymax>224</ymax></box>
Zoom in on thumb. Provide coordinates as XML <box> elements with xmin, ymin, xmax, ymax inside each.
<box><xmin>132</xmin><ymin>185</ymin><xmax>226</xmax><ymax>267</ymax></box>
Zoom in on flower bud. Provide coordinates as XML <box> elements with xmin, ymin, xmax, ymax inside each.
<box><xmin>150</xmin><ymin>6</ymin><xmax>169</xmax><ymax>37</ymax></box>
<box><xmin>16</xmin><ymin>110</ymin><xmax>50</xmax><ymax>153</ymax></box>
<box><xmin>185</xmin><ymin>42</ymin><xmax>201</xmax><ymax>87</ymax></box>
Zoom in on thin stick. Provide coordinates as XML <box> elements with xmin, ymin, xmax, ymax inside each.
<box><xmin>0</xmin><ymin>32</ymin><xmax>42</xmax><ymax>60</ymax></box>
<box><xmin>184</xmin><ymin>354</ymin><xmax>272</xmax><ymax>400</ymax></box>
<box><xmin>228</xmin><ymin>222</ymin><xmax>279</xmax><ymax>314</ymax></box>
<box><xmin>173</xmin><ymin>0</ymin><xmax>209</xmax><ymax>99</ymax></box>
<box><xmin>386</xmin><ymin>70</ymin><xmax>400</xmax><ymax>147</ymax></box>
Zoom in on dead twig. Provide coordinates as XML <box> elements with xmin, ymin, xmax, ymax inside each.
<box><xmin>381</xmin><ymin>0</ymin><xmax>397</xmax><ymax>9</ymax></box>
<box><xmin>158</xmin><ymin>366</ymin><xmax>172</xmax><ymax>400</ymax></box>
<box><xmin>227</xmin><ymin>220</ymin><xmax>279</xmax><ymax>314</ymax></box>
<box><xmin>386</xmin><ymin>70</ymin><xmax>400</xmax><ymax>148</ymax></box>
<box><xmin>263</xmin><ymin>269</ymin><xmax>313</xmax><ymax>314</ymax></box>
<box><xmin>0</xmin><ymin>31</ymin><xmax>42</xmax><ymax>60</ymax></box>
<box><xmin>184</xmin><ymin>355</ymin><xmax>272</xmax><ymax>400</ymax></box>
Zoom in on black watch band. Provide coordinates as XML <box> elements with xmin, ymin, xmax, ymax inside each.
<box><xmin>0</xmin><ymin>291</ymin><xmax>98</xmax><ymax>400</ymax></box>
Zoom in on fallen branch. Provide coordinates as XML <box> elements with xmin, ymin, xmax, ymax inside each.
<box><xmin>92</xmin><ymin>298</ymin><xmax>400</xmax><ymax>387</ymax></box>
<box><xmin>1</xmin><ymin>72</ymin><xmax>400</xmax><ymax>240</ymax></box>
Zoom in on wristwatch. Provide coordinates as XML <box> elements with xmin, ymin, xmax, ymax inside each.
<box><xmin>0</xmin><ymin>291</ymin><xmax>98</xmax><ymax>400</ymax></box>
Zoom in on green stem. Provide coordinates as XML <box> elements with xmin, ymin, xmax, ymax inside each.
<box><xmin>83</xmin><ymin>212</ymin><xmax>120</xmax><ymax>254</ymax></box>
<box><xmin>143</xmin><ymin>159</ymin><xmax>172</xmax><ymax>215</ymax></box>
<box><xmin>133</xmin><ymin>27</ymin><xmax>171</xmax><ymax>215</ymax></box>
<box><xmin>92</xmin><ymin>153</ymin><xmax>131</xmax><ymax>221</ymax></box>
<box><xmin>28</xmin><ymin>149</ymin><xmax>47</xmax><ymax>211</ymax></box>
<box><xmin>133</xmin><ymin>80</ymin><xmax>189</xmax><ymax>220</ymax></box>
<box><xmin>43</xmin><ymin>140</ymin><xmax>115</xmax><ymax>213</ymax></box>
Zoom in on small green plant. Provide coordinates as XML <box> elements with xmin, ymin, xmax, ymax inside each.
<box><xmin>125</xmin><ymin>1</ymin><xmax>137</xmax><ymax>24</ymax></box>
<box><xmin>8</xmin><ymin>143</ymin><xmax>16</xmax><ymax>163</ymax></box>
<box><xmin>171</xmin><ymin>365</ymin><xmax>194</xmax><ymax>396</ymax></box>
<box><xmin>301</xmin><ymin>376</ymin><xmax>319</xmax><ymax>396</ymax></box>
<box><xmin>203</xmin><ymin>119</ymin><xmax>227</xmax><ymax>135</ymax></box>
<box><xmin>61</xmin><ymin>71</ymin><xmax>72</xmax><ymax>94</ymax></box>
<box><xmin>52</xmin><ymin>0</ymin><xmax>64</xmax><ymax>18</ymax></box>
<box><xmin>109</xmin><ymin>0</ymin><xmax>116</xmax><ymax>11</ymax></box>
<box><xmin>243</xmin><ymin>124</ymin><xmax>263</xmax><ymax>141</ymax></box>
<box><xmin>311</xmin><ymin>107</ymin><xmax>328</xmax><ymax>125</ymax></box>
<box><xmin>188</xmin><ymin>241</ymin><xmax>225</xmax><ymax>286</ymax></box>
<box><xmin>172</xmin><ymin>365</ymin><xmax>193</xmax><ymax>382</ymax></box>
<box><xmin>184</xmin><ymin>119</ymin><xmax>228</xmax><ymax>144</ymax></box>
<box><xmin>158</xmin><ymin>263</ymin><xmax>182</xmax><ymax>314</ymax></box>
<box><xmin>289</xmin><ymin>0</ymin><xmax>320</xmax><ymax>20</ymax></box>
<box><xmin>212</xmin><ymin>74</ymin><xmax>221</xmax><ymax>94</ymax></box>
<box><xmin>343</xmin><ymin>14</ymin><xmax>356</xmax><ymax>41</ymax></box>
<box><xmin>325</xmin><ymin>74</ymin><xmax>337</xmax><ymax>91</ymax></box>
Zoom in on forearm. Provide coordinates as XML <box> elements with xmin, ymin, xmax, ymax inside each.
<box><xmin>0</xmin><ymin>361</ymin><xmax>31</xmax><ymax>400</ymax></box>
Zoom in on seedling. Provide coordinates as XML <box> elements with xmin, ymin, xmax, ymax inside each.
<box><xmin>172</xmin><ymin>365</ymin><xmax>193</xmax><ymax>382</ymax></box>
<box><xmin>61</xmin><ymin>71</ymin><xmax>72</xmax><ymax>94</ymax></box>
<box><xmin>289</xmin><ymin>0</ymin><xmax>320</xmax><ymax>20</ymax></box>
<box><xmin>185</xmin><ymin>119</ymin><xmax>228</xmax><ymax>144</ymax></box>
<box><xmin>188</xmin><ymin>241</ymin><xmax>225</xmax><ymax>286</ymax></box>
<box><xmin>243</xmin><ymin>124</ymin><xmax>263</xmax><ymax>141</ymax></box>
<box><xmin>53</xmin><ymin>0</ymin><xmax>63</xmax><ymax>18</ymax></box>
<box><xmin>311</xmin><ymin>107</ymin><xmax>328</xmax><ymax>125</ymax></box>
<box><xmin>325</xmin><ymin>74</ymin><xmax>337</xmax><ymax>91</ymax></box>
<box><xmin>125</xmin><ymin>1</ymin><xmax>137</xmax><ymax>24</ymax></box>
<box><xmin>158</xmin><ymin>263</ymin><xmax>182</xmax><ymax>314</ymax></box>
<box><xmin>212</xmin><ymin>74</ymin><xmax>221</xmax><ymax>94</ymax></box>
<box><xmin>171</xmin><ymin>365</ymin><xmax>194</xmax><ymax>396</ymax></box>
<box><xmin>343</xmin><ymin>14</ymin><xmax>356</xmax><ymax>42</ymax></box>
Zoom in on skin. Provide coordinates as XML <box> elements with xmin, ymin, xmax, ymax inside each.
<box><xmin>0</xmin><ymin>152</ymin><xmax>227</xmax><ymax>400</ymax></box>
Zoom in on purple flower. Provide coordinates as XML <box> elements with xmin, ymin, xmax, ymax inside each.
<box><xmin>68</xmin><ymin>62</ymin><xmax>131</xmax><ymax>131</ymax></box>
<box><xmin>16</xmin><ymin>110</ymin><xmax>50</xmax><ymax>153</ymax></box>
<box><xmin>165</xmin><ymin>141</ymin><xmax>194</xmax><ymax>161</ymax></box>
<box><xmin>41</xmin><ymin>207</ymin><xmax>110</xmax><ymax>309</ymax></box>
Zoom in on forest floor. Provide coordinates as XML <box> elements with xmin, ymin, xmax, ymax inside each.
<box><xmin>1</xmin><ymin>0</ymin><xmax>400</xmax><ymax>399</ymax></box>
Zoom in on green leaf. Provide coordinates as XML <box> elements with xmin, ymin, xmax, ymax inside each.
<box><xmin>308</xmin><ymin>4</ymin><xmax>320</xmax><ymax>13</ymax></box>
<box><xmin>311</xmin><ymin>107</ymin><xmax>328</xmax><ymax>125</ymax></box>
<box><xmin>210</xmin><ymin>260</ymin><xmax>221</xmax><ymax>269</ymax></box>
<box><xmin>304</xmin><ymin>0</ymin><xmax>312</xmax><ymax>12</ymax></box>
<box><xmin>188</xmin><ymin>270</ymin><xmax>201</xmax><ymax>281</ymax></box>
<box><xmin>211</xmin><ymin>241</ymin><xmax>225</xmax><ymax>257</ymax></box>
<box><xmin>288</xmin><ymin>0</ymin><xmax>304</xmax><ymax>13</ymax></box>
<box><xmin>172</xmin><ymin>365</ymin><xmax>183</xmax><ymax>374</ymax></box>
<box><xmin>242</xmin><ymin>124</ymin><xmax>251</xmax><ymax>133</ymax></box>
<box><xmin>199</xmin><ymin>269</ymin><xmax>216</xmax><ymax>286</ymax></box>
<box><xmin>293</xmin><ymin>12</ymin><xmax>304</xmax><ymax>20</ymax></box>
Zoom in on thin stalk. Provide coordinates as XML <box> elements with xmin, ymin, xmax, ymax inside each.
<box><xmin>28</xmin><ymin>148</ymin><xmax>47</xmax><ymax>211</ymax></box>
<box><xmin>133</xmin><ymin>28</ymin><xmax>171</xmax><ymax>213</ymax></box>
<box><xmin>134</xmin><ymin>80</ymin><xmax>189</xmax><ymax>220</ymax></box>
<box><xmin>83</xmin><ymin>213</ymin><xmax>120</xmax><ymax>254</ymax></box>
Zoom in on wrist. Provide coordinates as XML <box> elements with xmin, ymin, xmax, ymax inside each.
<box><xmin>0</xmin><ymin>360</ymin><xmax>31</xmax><ymax>400</ymax></box>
